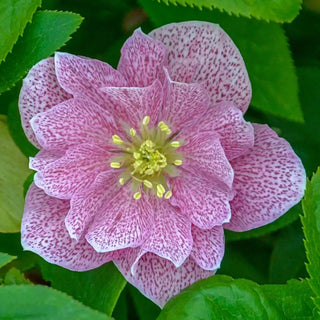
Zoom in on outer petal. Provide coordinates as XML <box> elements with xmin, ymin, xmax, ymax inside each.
<box><xmin>199</xmin><ymin>102</ymin><xmax>254</xmax><ymax>160</ymax></box>
<box><xmin>85</xmin><ymin>187</ymin><xmax>153</xmax><ymax>252</ymax></box>
<box><xmin>100</xmin><ymin>80</ymin><xmax>163</xmax><ymax>128</ymax></box>
<box><xmin>140</xmin><ymin>199</ymin><xmax>193</xmax><ymax>268</ymax></box>
<box><xmin>30</xmin><ymin>98</ymin><xmax>116</xmax><ymax>151</ymax></box>
<box><xmin>35</xmin><ymin>143</ymin><xmax>111</xmax><ymax>199</ymax></box>
<box><xmin>180</xmin><ymin>130</ymin><xmax>234</xmax><ymax>191</ymax></box>
<box><xmin>191</xmin><ymin>226</ymin><xmax>225</xmax><ymax>270</ymax></box>
<box><xmin>170</xmin><ymin>172</ymin><xmax>232</xmax><ymax>229</ymax></box>
<box><xmin>162</xmin><ymin>70</ymin><xmax>209</xmax><ymax>131</ymax></box>
<box><xmin>54</xmin><ymin>52</ymin><xmax>127</xmax><ymax>107</ymax></box>
<box><xmin>65</xmin><ymin>171</ymin><xmax>117</xmax><ymax>241</ymax></box>
<box><xmin>21</xmin><ymin>184</ymin><xmax>113</xmax><ymax>271</ymax></box>
<box><xmin>29</xmin><ymin>149</ymin><xmax>65</xmax><ymax>171</ymax></box>
<box><xmin>19</xmin><ymin>58</ymin><xmax>72</xmax><ymax>147</ymax></box>
<box><xmin>225</xmin><ymin>124</ymin><xmax>306</xmax><ymax>231</ymax></box>
<box><xmin>150</xmin><ymin>21</ymin><xmax>252</xmax><ymax>113</ymax></box>
<box><xmin>117</xmin><ymin>29</ymin><xmax>168</xmax><ymax>87</ymax></box>
<box><xmin>114</xmin><ymin>250</ymin><xmax>214</xmax><ymax>308</ymax></box>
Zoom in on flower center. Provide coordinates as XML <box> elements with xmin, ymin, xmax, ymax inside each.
<box><xmin>132</xmin><ymin>140</ymin><xmax>167</xmax><ymax>176</ymax></box>
<box><xmin>109</xmin><ymin>116</ymin><xmax>183</xmax><ymax>200</ymax></box>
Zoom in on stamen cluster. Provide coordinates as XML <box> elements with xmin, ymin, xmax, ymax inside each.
<box><xmin>110</xmin><ymin>116</ymin><xmax>183</xmax><ymax>200</ymax></box>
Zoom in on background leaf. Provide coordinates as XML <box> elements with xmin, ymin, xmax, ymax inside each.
<box><xmin>301</xmin><ymin>167</ymin><xmax>320</xmax><ymax>312</ymax></box>
<box><xmin>138</xmin><ymin>0</ymin><xmax>303</xmax><ymax>122</ymax></box>
<box><xmin>0</xmin><ymin>10</ymin><xmax>83</xmax><ymax>94</ymax></box>
<box><xmin>0</xmin><ymin>252</ymin><xmax>16</xmax><ymax>269</ymax></box>
<box><xmin>262</xmin><ymin>280</ymin><xmax>320</xmax><ymax>319</ymax></box>
<box><xmin>0</xmin><ymin>285</ymin><xmax>110</xmax><ymax>319</ymax></box>
<box><xmin>40</xmin><ymin>260</ymin><xmax>126</xmax><ymax>316</ymax></box>
<box><xmin>156</xmin><ymin>0</ymin><xmax>301</xmax><ymax>23</ymax></box>
<box><xmin>158</xmin><ymin>275</ymin><xmax>283</xmax><ymax>320</ymax></box>
<box><xmin>0</xmin><ymin>0</ymin><xmax>41</xmax><ymax>62</ymax></box>
<box><xmin>0</xmin><ymin>115</ymin><xmax>30</xmax><ymax>232</ymax></box>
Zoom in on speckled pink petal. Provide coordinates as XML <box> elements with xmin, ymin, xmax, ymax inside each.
<box><xmin>100</xmin><ymin>80</ymin><xmax>163</xmax><ymax>128</ymax></box>
<box><xmin>65</xmin><ymin>171</ymin><xmax>117</xmax><ymax>241</ymax></box>
<box><xmin>117</xmin><ymin>29</ymin><xmax>168</xmax><ymax>87</ymax></box>
<box><xmin>162</xmin><ymin>70</ymin><xmax>209</xmax><ymax>131</ymax></box>
<box><xmin>170</xmin><ymin>172</ymin><xmax>232</xmax><ymax>229</ymax></box>
<box><xmin>21</xmin><ymin>184</ymin><xmax>114</xmax><ymax>271</ymax></box>
<box><xmin>150</xmin><ymin>22</ymin><xmax>252</xmax><ymax>113</ymax></box>
<box><xmin>35</xmin><ymin>143</ymin><xmax>111</xmax><ymax>199</ymax></box>
<box><xmin>140</xmin><ymin>199</ymin><xmax>193</xmax><ymax>268</ymax></box>
<box><xmin>181</xmin><ymin>130</ymin><xmax>234</xmax><ymax>191</ymax></box>
<box><xmin>199</xmin><ymin>102</ymin><xmax>254</xmax><ymax>160</ymax></box>
<box><xmin>85</xmin><ymin>187</ymin><xmax>153</xmax><ymax>253</ymax></box>
<box><xmin>191</xmin><ymin>226</ymin><xmax>225</xmax><ymax>270</ymax></box>
<box><xmin>19</xmin><ymin>58</ymin><xmax>72</xmax><ymax>148</ymax></box>
<box><xmin>29</xmin><ymin>149</ymin><xmax>65</xmax><ymax>171</ymax></box>
<box><xmin>54</xmin><ymin>52</ymin><xmax>127</xmax><ymax>108</ymax></box>
<box><xmin>225</xmin><ymin>124</ymin><xmax>306</xmax><ymax>232</ymax></box>
<box><xmin>30</xmin><ymin>98</ymin><xmax>116</xmax><ymax>151</ymax></box>
<box><xmin>114</xmin><ymin>250</ymin><xmax>214</xmax><ymax>308</ymax></box>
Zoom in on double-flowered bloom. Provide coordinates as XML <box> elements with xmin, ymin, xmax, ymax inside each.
<box><xmin>19</xmin><ymin>22</ymin><xmax>306</xmax><ymax>307</ymax></box>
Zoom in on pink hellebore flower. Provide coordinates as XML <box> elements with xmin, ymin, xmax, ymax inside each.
<box><xmin>19</xmin><ymin>22</ymin><xmax>306</xmax><ymax>307</ymax></box>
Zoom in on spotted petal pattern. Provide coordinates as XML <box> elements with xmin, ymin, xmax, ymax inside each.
<box><xmin>19</xmin><ymin>58</ymin><xmax>72</xmax><ymax>147</ymax></box>
<box><xmin>150</xmin><ymin>21</ymin><xmax>252</xmax><ymax>113</ymax></box>
<box><xmin>118</xmin><ymin>29</ymin><xmax>168</xmax><ymax>87</ymax></box>
<box><xmin>225</xmin><ymin>124</ymin><xmax>306</xmax><ymax>231</ymax></box>
<box><xmin>114</xmin><ymin>250</ymin><xmax>214</xmax><ymax>308</ymax></box>
<box><xmin>21</xmin><ymin>184</ymin><xmax>114</xmax><ymax>271</ymax></box>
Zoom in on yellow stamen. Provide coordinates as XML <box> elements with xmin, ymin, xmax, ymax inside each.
<box><xmin>110</xmin><ymin>162</ymin><xmax>121</xmax><ymax>168</ymax></box>
<box><xmin>164</xmin><ymin>190</ymin><xmax>172</xmax><ymax>199</ymax></box>
<box><xmin>158</xmin><ymin>121</ymin><xmax>170</xmax><ymax>132</ymax></box>
<box><xmin>173</xmin><ymin>159</ymin><xmax>183</xmax><ymax>166</ymax></box>
<box><xmin>133</xmin><ymin>152</ymin><xmax>141</xmax><ymax>159</ymax></box>
<box><xmin>165</xmin><ymin>129</ymin><xmax>172</xmax><ymax>135</ymax></box>
<box><xmin>112</xmin><ymin>135</ymin><xmax>123</xmax><ymax>145</ymax></box>
<box><xmin>119</xmin><ymin>178</ymin><xmax>125</xmax><ymax>185</ymax></box>
<box><xmin>142</xmin><ymin>116</ymin><xmax>150</xmax><ymax>126</ymax></box>
<box><xmin>143</xmin><ymin>180</ymin><xmax>153</xmax><ymax>189</ymax></box>
<box><xmin>170</xmin><ymin>141</ymin><xmax>180</xmax><ymax>148</ymax></box>
<box><xmin>133</xmin><ymin>191</ymin><xmax>141</xmax><ymax>200</ymax></box>
<box><xmin>145</xmin><ymin>168</ymin><xmax>154</xmax><ymax>175</ymax></box>
<box><xmin>157</xmin><ymin>184</ymin><xmax>165</xmax><ymax>195</ymax></box>
<box><xmin>130</xmin><ymin>128</ymin><xmax>136</xmax><ymax>136</ymax></box>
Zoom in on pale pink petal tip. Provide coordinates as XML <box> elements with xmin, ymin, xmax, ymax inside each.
<box><xmin>225</xmin><ymin>124</ymin><xmax>306</xmax><ymax>232</ymax></box>
<box><xmin>19</xmin><ymin>57</ymin><xmax>72</xmax><ymax>148</ymax></box>
<box><xmin>118</xmin><ymin>29</ymin><xmax>168</xmax><ymax>87</ymax></box>
<box><xmin>114</xmin><ymin>250</ymin><xmax>214</xmax><ymax>308</ymax></box>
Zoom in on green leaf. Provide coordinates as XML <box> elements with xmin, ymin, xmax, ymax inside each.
<box><xmin>225</xmin><ymin>204</ymin><xmax>301</xmax><ymax>242</ymax></box>
<box><xmin>0</xmin><ymin>252</ymin><xmax>16</xmax><ymax>269</ymax></box>
<box><xmin>158</xmin><ymin>275</ymin><xmax>318</xmax><ymax>319</ymax></box>
<box><xmin>40</xmin><ymin>260</ymin><xmax>126</xmax><ymax>316</ymax></box>
<box><xmin>0</xmin><ymin>0</ymin><xmax>41</xmax><ymax>63</ymax></box>
<box><xmin>158</xmin><ymin>275</ymin><xmax>283</xmax><ymax>320</ymax></box>
<box><xmin>3</xmin><ymin>267</ymin><xmax>31</xmax><ymax>285</ymax></box>
<box><xmin>0</xmin><ymin>115</ymin><xmax>31</xmax><ymax>232</ymax></box>
<box><xmin>301</xmin><ymin>167</ymin><xmax>320</xmax><ymax>312</ymax></box>
<box><xmin>0</xmin><ymin>285</ymin><xmax>109</xmax><ymax>319</ymax></box>
<box><xmin>139</xmin><ymin>1</ymin><xmax>303</xmax><ymax>122</ymax></box>
<box><xmin>155</xmin><ymin>0</ymin><xmax>301</xmax><ymax>23</ymax></box>
<box><xmin>262</xmin><ymin>280</ymin><xmax>320</xmax><ymax>319</ymax></box>
<box><xmin>268</xmin><ymin>223</ymin><xmax>307</xmax><ymax>284</ymax></box>
<box><xmin>0</xmin><ymin>10</ymin><xmax>83</xmax><ymax>94</ymax></box>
